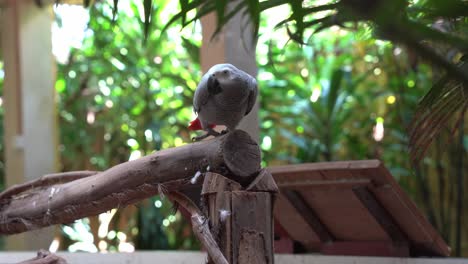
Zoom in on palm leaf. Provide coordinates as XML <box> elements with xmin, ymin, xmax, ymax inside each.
<box><xmin>214</xmin><ymin>0</ymin><xmax>229</xmax><ymax>30</ymax></box>
<box><xmin>179</xmin><ymin>0</ymin><xmax>189</xmax><ymax>25</ymax></box>
<box><xmin>327</xmin><ymin>69</ymin><xmax>343</xmax><ymax>117</ymax></box>
<box><xmin>274</xmin><ymin>3</ymin><xmax>338</xmax><ymax>30</ymax></box>
<box><xmin>161</xmin><ymin>0</ymin><xmax>211</xmax><ymax>34</ymax></box>
<box><xmin>246</xmin><ymin>0</ymin><xmax>260</xmax><ymax>42</ymax></box>
<box><xmin>408</xmin><ymin>58</ymin><xmax>468</xmax><ymax>162</ymax></box>
<box><xmin>212</xmin><ymin>1</ymin><xmax>248</xmax><ymax>38</ymax></box>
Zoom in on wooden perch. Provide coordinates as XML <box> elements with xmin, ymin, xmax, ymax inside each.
<box><xmin>18</xmin><ymin>250</ymin><xmax>67</xmax><ymax>264</ymax></box>
<box><xmin>0</xmin><ymin>130</ymin><xmax>260</xmax><ymax>235</ymax></box>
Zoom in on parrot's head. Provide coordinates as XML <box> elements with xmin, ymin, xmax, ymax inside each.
<box><xmin>206</xmin><ymin>64</ymin><xmax>251</xmax><ymax>95</ymax></box>
<box><xmin>208</xmin><ymin>64</ymin><xmax>239</xmax><ymax>84</ymax></box>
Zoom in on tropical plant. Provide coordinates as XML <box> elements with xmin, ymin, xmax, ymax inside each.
<box><xmin>257</xmin><ymin>20</ymin><xmax>467</xmax><ymax>255</ymax></box>
<box><xmin>164</xmin><ymin>0</ymin><xmax>467</xmax><ymax>163</ymax></box>
<box><xmin>53</xmin><ymin>1</ymin><xmax>201</xmax><ymax>251</ymax></box>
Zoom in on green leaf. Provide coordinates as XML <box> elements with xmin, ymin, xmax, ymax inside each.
<box><xmin>215</xmin><ymin>0</ymin><xmax>228</xmax><ymax>30</ymax></box>
<box><xmin>161</xmin><ymin>0</ymin><xmax>207</xmax><ymax>34</ymax></box>
<box><xmin>181</xmin><ymin>37</ymin><xmax>200</xmax><ymax>65</ymax></box>
<box><xmin>246</xmin><ymin>0</ymin><xmax>260</xmax><ymax>42</ymax></box>
<box><xmin>289</xmin><ymin>0</ymin><xmax>305</xmax><ymax>39</ymax></box>
<box><xmin>112</xmin><ymin>0</ymin><xmax>119</xmax><ymax>22</ymax></box>
<box><xmin>179</xmin><ymin>0</ymin><xmax>189</xmax><ymax>25</ymax></box>
<box><xmin>143</xmin><ymin>0</ymin><xmax>153</xmax><ymax>42</ymax></box>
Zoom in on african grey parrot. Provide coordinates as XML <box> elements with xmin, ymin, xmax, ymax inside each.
<box><xmin>189</xmin><ymin>63</ymin><xmax>258</xmax><ymax>141</ymax></box>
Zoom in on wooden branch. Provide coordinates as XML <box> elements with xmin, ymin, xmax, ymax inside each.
<box><xmin>192</xmin><ymin>214</ymin><xmax>229</xmax><ymax>264</ymax></box>
<box><xmin>167</xmin><ymin>191</ymin><xmax>202</xmax><ymax>216</ymax></box>
<box><xmin>167</xmin><ymin>192</ymin><xmax>228</xmax><ymax>264</ymax></box>
<box><xmin>0</xmin><ymin>130</ymin><xmax>260</xmax><ymax>235</ymax></box>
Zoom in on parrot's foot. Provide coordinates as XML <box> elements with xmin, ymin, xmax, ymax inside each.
<box><xmin>192</xmin><ymin>133</ymin><xmax>209</xmax><ymax>141</ymax></box>
<box><xmin>191</xmin><ymin>129</ymin><xmax>222</xmax><ymax>141</ymax></box>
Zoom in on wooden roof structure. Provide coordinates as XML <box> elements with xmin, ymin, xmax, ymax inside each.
<box><xmin>269</xmin><ymin>160</ymin><xmax>450</xmax><ymax>257</ymax></box>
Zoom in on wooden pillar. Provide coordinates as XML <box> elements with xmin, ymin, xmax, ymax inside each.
<box><xmin>200</xmin><ymin>5</ymin><xmax>259</xmax><ymax>142</ymax></box>
<box><xmin>202</xmin><ymin>170</ymin><xmax>278</xmax><ymax>263</ymax></box>
<box><xmin>1</xmin><ymin>0</ymin><xmax>57</xmax><ymax>250</ymax></box>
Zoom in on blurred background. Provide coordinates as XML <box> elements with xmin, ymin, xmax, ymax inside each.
<box><xmin>0</xmin><ymin>0</ymin><xmax>466</xmax><ymax>257</ymax></box>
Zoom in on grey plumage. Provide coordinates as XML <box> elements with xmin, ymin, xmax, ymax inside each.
<box><xmin>192</xmin><ymin>63</ymin><xmax>257</xmax><ymax>140</ymax></box>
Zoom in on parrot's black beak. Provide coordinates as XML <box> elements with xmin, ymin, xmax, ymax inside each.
<box><xmin>207</xmin><ymin>75</ymin><xmax>223</xmax><ymax>95</ymax></box>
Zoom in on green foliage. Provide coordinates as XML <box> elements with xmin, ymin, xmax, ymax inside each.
<box><xmin>55</xmin><ymin>1</ymin><xmax>200</xmax><ymax>251</ymax></box>
<box><xmin>259</xmin><ymin>31</ymin><xmax>376</xmax><ymax>164</ymax></box>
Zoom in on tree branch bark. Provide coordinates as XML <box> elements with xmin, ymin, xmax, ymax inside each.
<box><xmin>0</xmin><ymin>130</ymin><xmax>260</xmax><ymax>235</ymax></box>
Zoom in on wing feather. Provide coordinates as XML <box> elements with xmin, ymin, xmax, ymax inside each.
<box><xmin>193</xmin><ymin>75</ymin><xmax>211</xmax><ymax>113</ymax></box>
<box><xmin>245</xmin><ymin>77</ymin><xmax>258</xmax><ymax>116</ymax></box>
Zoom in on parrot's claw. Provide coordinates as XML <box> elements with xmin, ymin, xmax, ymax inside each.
<box><xmin>192</xmin><ymin>134</ymin><xmax>209</xmax><ymax>142</ymax></box>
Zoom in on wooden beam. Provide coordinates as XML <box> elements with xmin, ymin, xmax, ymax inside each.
<box><xmin>283</xmin><ymin>189</ymin><xmax>334</xmax><ymax>243</ymax></box>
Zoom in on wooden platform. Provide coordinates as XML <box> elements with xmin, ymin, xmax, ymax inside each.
<box><xmin>269</xmin><ymin>160</ymin><xmax>450</xmax><ymax>257</ymax></box>
<box><xmin>1</xmin><ymin>251</ymin><xmax>466</xmax><ymax>264</ymax></box>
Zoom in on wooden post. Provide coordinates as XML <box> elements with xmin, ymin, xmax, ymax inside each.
<box><xmin>1</xmin><ymin>0</ymin><xmax>57</xmax><ymax>250</ymax></box>
<box><xmin>202</xmin><ymin>170</ymin><xmax>278</xmax><ymax>263</ymax></box>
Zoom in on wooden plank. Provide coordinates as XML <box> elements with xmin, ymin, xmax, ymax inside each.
<box><xmin>276</xmin><ymin>178</ymin><xmax>370</xmax><ymax>189</ymax></box>
<box><xmin>297</xmin><ymin>187</ymin><xmax>389</xmax><ymax>241</ymax></box>
<box><xmin>352</xmin><ymin>187</ymin><xmax>408</xmax><ymax>245</ymax></box>
<box><xmin>373</xmin><ymin>186</ymin><xmax>450</xmax><ymax>256</ymax></box>
<box><xmin>273</xmin><ymin>194</ymin><xmax>320</xmax><ymax>250</ymax></box>
<box><xmin>270</xmin><ymin>160</ymin><xmax>381</xmax><ymax>187</ymax></box>
<box><xmin>269</xmin><ymin>160</ymin><xmax>381</xmax><ymax>177</ymax></box>
<box><xmin>282</xmin><ymin>190</ymin><xmax>334</xmax><ymax>243</ymax></box>
<box><xmin>372</xmin><ymin>186</ymin><xmax>432</xmax><ymax>242</ymax></box>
